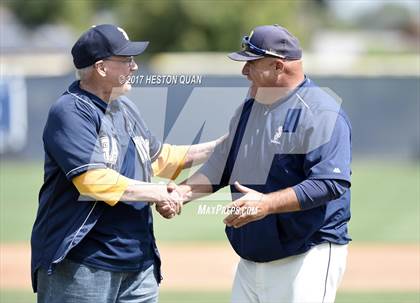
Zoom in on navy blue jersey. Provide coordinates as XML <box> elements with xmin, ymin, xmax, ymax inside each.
<box><xmin>31</xmin><ymin>81</ymin><xmax>162</xmax><ymax>291</ymax></box>
<box><xmin>200</xmin><ymin>77</ymin><xmax>352</xmax><ymax>262</ymax></box>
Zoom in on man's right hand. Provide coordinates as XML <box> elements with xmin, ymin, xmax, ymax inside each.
<box><xmin>155</xmin><ymin>182</ymin><xmax>185</xmax><ymax>219</ymax></box>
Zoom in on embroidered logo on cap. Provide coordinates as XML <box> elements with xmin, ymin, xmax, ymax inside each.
<box><xmin>117</xmin><ymin>27</ymin><xmax>130</xmax><ymax>40</ymax></box>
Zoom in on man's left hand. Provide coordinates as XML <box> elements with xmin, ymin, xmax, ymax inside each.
<box><xmin>223</xmin><ymin>182</ymin><xmax>271</xmax><ymax>228</ymax></box>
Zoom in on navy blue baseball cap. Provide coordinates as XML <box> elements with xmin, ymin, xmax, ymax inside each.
<box><xmin>71</xmin><ymin>24</ymin><xmax>149</xmax><ymax>68</ymax></box>
<box><xmin>229</xmin><ymin>24</ymin><xmax>302</xmax><ymax>61</ymax></box>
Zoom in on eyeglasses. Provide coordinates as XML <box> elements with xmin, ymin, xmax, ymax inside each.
<box><xmin>241</xmin><ymin>36</ymin><xmax>286</xmax><ymax>59</ymax></box>
<box><xmin>104</xmin><ymin>56</ymin><xmax>136</xmax><ymax>67</ymax></box>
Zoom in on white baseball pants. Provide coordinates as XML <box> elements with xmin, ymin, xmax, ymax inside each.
<box><xmin>231</xmin><ymin>242</ymin><xmax>348</xmax><ymax>303</ymax></box>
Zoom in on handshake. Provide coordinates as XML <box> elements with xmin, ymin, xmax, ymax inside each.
<box><xmin>154</xmin><ymin>182</ymin><xmax>191</xmax><ymax>219</ymax></box>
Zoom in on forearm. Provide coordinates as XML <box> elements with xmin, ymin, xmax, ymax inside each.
<box><xmin>73</xmin><ymin>168</ymin><xmax>168</xmax><ymax>205</ymax></box>
<box><xmin>183</xmin><ymin>142</ymin><xmax>216</xmax><ymax>168</ymax></box>
<box><xmin>178</xmin><ymin>172</ymin><xmax>214</xmax><ymax>204</ymax></box>
<box><xmin>183</xmin><ymin>134</ymin><xmax>227</xmax><ymax>168</ymax></box>
<box><xmin>263</xmin><ymin>179</ymin><xmax>349</xmax><ymax>214</ymax></box>
<box><xmin>263</xmin><ymin>187</ymin><xmax>301</xmax><ymax>214</ymax></box>
<box><xmin>223</xmin><ymin>179</ymin><xmax>348</xmax><ymax>228</ymax></box>
<box><xmin>223</xmin><ymin>182</ymin><xmax>300</xmax><ymax>228</ymax></box>
<box><xmin>120</xmin><ymin>181</ymin><xmax>168</xmax><ymax>203</ymax></box>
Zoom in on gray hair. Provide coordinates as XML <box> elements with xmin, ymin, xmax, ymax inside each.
<box><xmin>75</xmin><ymin>66</ymin><xmax>93</xmax><ymax>80</ymax></box>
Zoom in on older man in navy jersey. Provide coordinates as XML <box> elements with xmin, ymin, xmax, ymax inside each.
<box><xmin>176</xmin><ymin>25</ymin><xmax>352</xmax><ymax>303</ymax></box>
<box><xmin>31</xmin><ymin>24</ymin><xmax>222</xmax><ymax>303</ymax></box>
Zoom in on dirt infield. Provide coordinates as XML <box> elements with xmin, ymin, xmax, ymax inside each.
<box><xmin>1</xmin><ymin>243</ymin><xmax>419</xmax><ymax>292</ymax></box>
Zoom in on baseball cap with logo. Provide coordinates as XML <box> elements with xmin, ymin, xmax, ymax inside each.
<box><xmin>228</xmin><ymin>24</ymin><xmax>302</xmax><ymax>61</ymax></box>
<box><xmin>71</xmin><ymin>24</ymin><xmax>149</xmax><ymax>68</ymax></box>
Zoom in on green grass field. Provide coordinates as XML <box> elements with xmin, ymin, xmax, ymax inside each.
<box><xmin>1</xmin><ymin>160</ymin><xmax>419</xmax><ymax>243</ymax></box>
<box><xmin>1</xmin><ymin>159</ymin><xmax>419</xmax><ymax>303</ymax></box>
<box><xmin>1</xmin><ymin>290</ymin><xmax>419</xmax><ymax>303</ymax></box>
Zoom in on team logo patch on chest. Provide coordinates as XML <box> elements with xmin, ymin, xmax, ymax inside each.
<box><xmin>100</xmin><ymin>135</ymin><xmax>118</xmax><ymax>165</ymax></box>
<box><xmin>133</xmin><ymin>136</ymin><xmax>150</xmax><ymax>163</ymax></box>
<box><xmin>271</xmin><ymin>126</ymin><xmax>283</xmax><ymax>144</ymax></box>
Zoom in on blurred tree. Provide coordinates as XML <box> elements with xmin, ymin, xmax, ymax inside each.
<box><xmin>4</xmin><ymin>0</ymin><xmax>119</xmax><ymax>31</ymax></box>
<box><xmin>4</xmin><ymin>0</ymin><xmax>331</xmax><ymax>52</ymax></box>
<box><xmin>313</xmin><ymin>0</ymin><xmax>327</xmax><ymax>8</ymax></box>
<box><xmin>116</xmin><ymin>0</ymin><xmax>307</xmax><ymax>52</ymax></box>
<box><xmin>6</xmin><ymin>0</ymin><xmax>63</xmax><ymax>27</ymax></box>
<box><xmin>357</xmin><ymin>3</ymin><xmax>413</xmax><ymax>30</ymax></box>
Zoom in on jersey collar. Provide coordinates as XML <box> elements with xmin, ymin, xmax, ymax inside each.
<box><xmin>253</xmin><ymin>76</ymin><xmax>310</xmax><ymax>112</ymax></box>
<box><xmin>67</xmin><ymin>81</ymin><xmax>109</xmax><ymax>113</ymax></box>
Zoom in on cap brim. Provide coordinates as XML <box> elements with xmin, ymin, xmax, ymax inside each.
<box><xmin>116</xmin><ymin>41</ymin><xmax>149</xmax><ymax>56</ymax></box>
<box><xmin>228</xmin><ymin>51</ymin><xmax>264</xmax><ymax>61</ymax></box>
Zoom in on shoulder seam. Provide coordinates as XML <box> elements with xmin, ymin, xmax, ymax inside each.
<box><xmin>65</xmin><ymin>90</ymin><xmax>97</xmax><ymax>111</ymax></box>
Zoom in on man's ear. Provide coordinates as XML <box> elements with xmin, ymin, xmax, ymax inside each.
<box><xmin>94</xmin><ymin>60</ymin><xmax>107</xmax><ymax>77</ymax></box>
<box><xmin>275</xmin><ymin>59</ymin><xmax>285</xmax><ymax>73</ymax></box>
